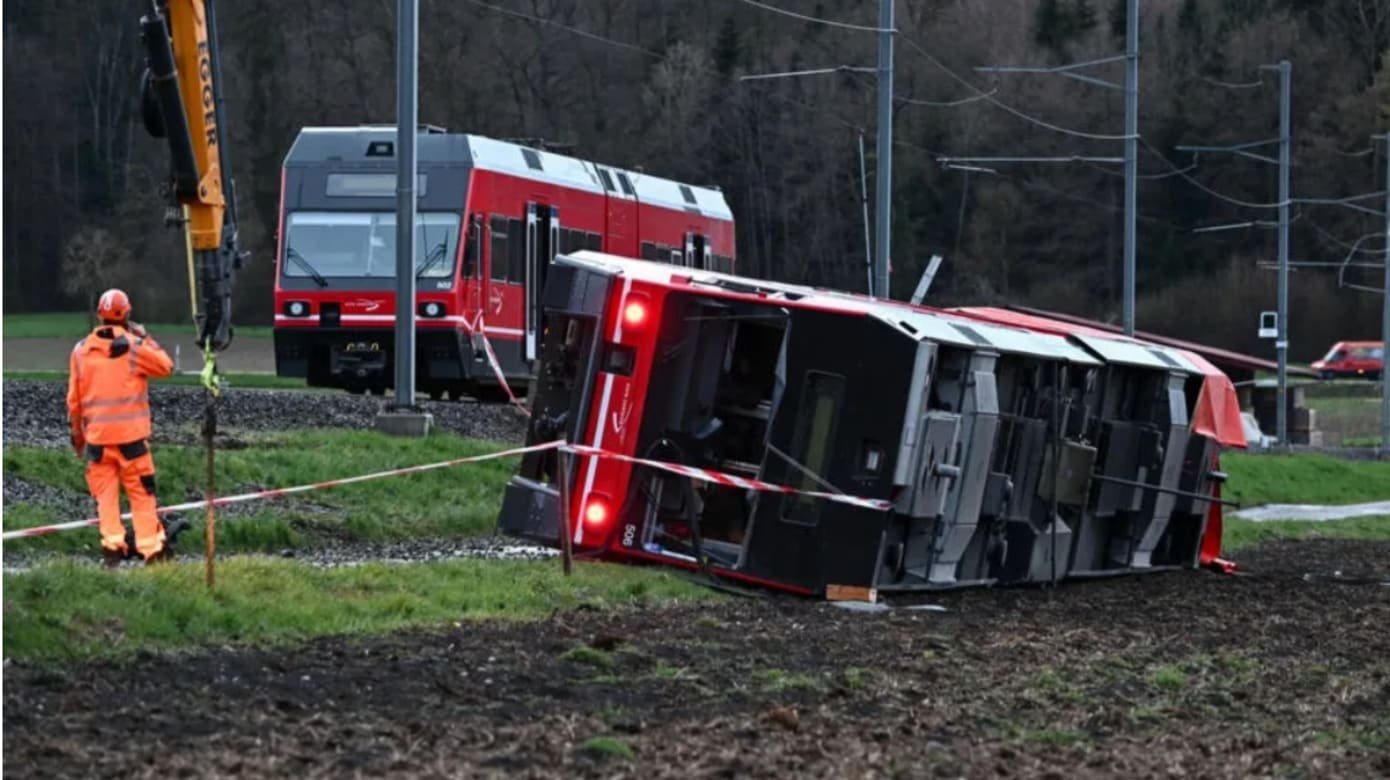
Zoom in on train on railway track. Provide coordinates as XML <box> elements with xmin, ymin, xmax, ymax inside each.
<box><xmin>497</xmin><ymin>250</ymin><xmax>1247</xmax><ymax>598</ymax></box>
<box><xmin>271</xmin><ymin>125</ymin><xmax>736</xmax><ymax>400</ymax></box>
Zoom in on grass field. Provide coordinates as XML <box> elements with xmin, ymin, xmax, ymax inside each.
<box><xmin>1220</xmin><ymin>451</ymin><xmax>1390</xmax><ymax>506</ymax></box>
<box><xmin>2</xmin><ymin>430</ymin><xmax>520</xmax><ymax>554</ymax></box>
<box><xmin>5</xmin><ymin>430</ymin><xmax>1388</xmax><ymax>669</ymax></box>
<box><xmin>1222</xmin><ymin>516</ymin><xmax>1390</xmax><ymax>552</ymax></box>
<box><xmin>3</xmin><ymin>311</ymin><xmax>273</xmax><ymax>340</ymax></box>
<box><xmin>3</xmin><ymin>369</ymin><xmax>309</xmax><ymax>389</ymax></box>
<box><xmin>1</xmin><ymin>557</ymin><xmax>717</xmax><ymax>662</ymax></box>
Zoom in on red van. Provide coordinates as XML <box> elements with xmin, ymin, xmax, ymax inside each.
<box><xmin>1310</xmin><ymin>341</ymin><xmax>1384</xmax><ymax>380</ymax></box>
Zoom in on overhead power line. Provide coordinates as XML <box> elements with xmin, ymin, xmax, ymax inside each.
<box><xmin>730</xmin><ymin>0</ymin><xmax>892</xmax><ymax>33</ymax></box>
<box><xmin>1197</xmin><ymin>75</ymin><xmax>1264</xmax><ymax>90</ymax></box>
<box><xmin>1138</xmin><ymin>137</ymin><xmax>1289</xmax><ymax>209</ymax></box>
<box><xmin>461</xmin><ymin>0</ymin><xmax>661</xmax><ymax>58</ymax></box>
<box><xmin>899</xmin><ymin>37</ymin><xmax>1134</xmax><ymax>142</ymax></box>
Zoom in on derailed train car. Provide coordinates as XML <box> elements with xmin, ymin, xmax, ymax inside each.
<box><xmin>497</xmin><ymin>251</ymin><xmax>1247</xmax><ymax>597</ymax></box>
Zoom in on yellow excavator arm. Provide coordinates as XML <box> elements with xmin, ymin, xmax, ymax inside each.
<box><xmin>139</xmin><ymin>0</ymin><xmax>245</xmax><ymax>352</ymax></box>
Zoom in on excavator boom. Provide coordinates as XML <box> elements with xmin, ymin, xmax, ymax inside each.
<box><xmin>139</xmin><ymin>0</ymin><xmax>244</xmax><ymax>351</ymax></box>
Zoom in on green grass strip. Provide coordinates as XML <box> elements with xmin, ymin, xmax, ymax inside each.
<box><xmin>2</xmin><ymin>557</ymin><xmax>718</xmax><ymax>663</ymax></box>
<box><xmin>3</xmin><ymin>430</ymin><xmax>521</xmax><ymax>554</ymax></box>
<box><xmin>1220</xmin><ymin>452</ymin><xmax>1390</xmax><ymax>506</ymax></box>
<box><xmin>1221</xmin><ymin>516</ymin><xmax>1390</xmax><ymax>552</ymax></box>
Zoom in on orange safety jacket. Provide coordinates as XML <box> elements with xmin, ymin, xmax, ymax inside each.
<box><xmin>67</xmin><ymin>324</ymin><xmax>174</xmax><ymax>446</ymax></box>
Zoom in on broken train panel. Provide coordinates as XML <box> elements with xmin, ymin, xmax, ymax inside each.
<box><xmin>496</xmin><ymin>251</ymin><xmax>1234</xmax><ymax>596</ymax></box>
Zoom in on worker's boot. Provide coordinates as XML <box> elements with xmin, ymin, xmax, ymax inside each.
<box><xmin>102</xmin><ymin>548</ymin><xmax>126</xmax><ymax>569</ymax></box>
<box><xmin>144</xmin><ymin>545</ymin><xmax>175</xmax><ymax>566</ymax></box>
<box><xmin>161</xmin><ymin>515</ymin><xmax>190</xmax><ymax>547</ymax></box>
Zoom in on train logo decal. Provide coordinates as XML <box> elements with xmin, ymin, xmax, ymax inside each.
<box><xmin>348</xmin><ymin>298</ymin><xmax>384</xmax><ymax>312</ymax></box>
<box><xmin>489</xmin><ymin>287</ymin><xmax>504</xmax><ymax>315</ymax></box>
<box><xmin>611</xmin><ymin>387</ymin><xmax>634</xmax><ymax>437</ymax></box>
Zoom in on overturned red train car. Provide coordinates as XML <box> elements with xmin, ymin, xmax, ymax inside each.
<box><xmin>497</xmin><ymin>251</ymin><xmax>1247</xmax><ymax>597</ymax></box>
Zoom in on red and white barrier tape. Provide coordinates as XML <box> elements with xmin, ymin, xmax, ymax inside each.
<box><xmin>1</xmin><ymin>440</ymin><xmax>565</xmax><ymax>541</ymax></box>
<box><xmin>472</xmin><ymin>315</ymin><xmax>530</xmax><ymax>417</ymax></box>
<box><xmin>3</xmin><ymin>440</ymin><xmax>890</xmax><ymax>542</ymax></box>
<box><xmin>567</xmin><ymin>444</ymin><xmax>893</xmax><ymax>511</ymax></box>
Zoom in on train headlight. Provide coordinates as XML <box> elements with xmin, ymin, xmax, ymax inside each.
<box><xmin>283</xmin><ymin>300</ymin><xmax>310</xmax><ymax>317</ymax></box>
<box><xmin>419</xmin><ymin>301</ymin><xmax>446</xmax><ymax>318</ymax></box>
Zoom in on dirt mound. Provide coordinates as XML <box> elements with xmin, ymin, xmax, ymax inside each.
<box><xmin>5</xmin><ymin>539</ymin><xmax>1388</xmax><ymax>778</ymax></box>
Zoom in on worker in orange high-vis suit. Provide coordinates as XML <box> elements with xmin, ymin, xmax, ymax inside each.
<box><xmin>67</xmin><ymin>289</ymin><xmax>177</xmax><ymax>566</ymax></box>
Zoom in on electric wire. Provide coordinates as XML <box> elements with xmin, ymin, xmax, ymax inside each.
<box><xmin>1197</xmin><ymin>75</ymin><xmax>1264</xmax><ymax>89</ymax></box>
<box><xmin>900</xmin><ymin>37</ymin><xmax>1135</xmax><ymax>141</ymax></box>
<box><xmin>729</xmin><ymin>0</ymin><xmax>892</xmax><ymax>33</ymax></box>
<box><xmin>1077</xmin><ymin>158</ymin><xmax>1199</xmax><ymax>180</ymax></box>
<box><xmin>1307</xmin><ymin>219</ymin><xmax>1390</xmax><ymax>255</ymax></box>
<box><xmin>461</xmin><ymin>0</ymin><xmax>662</xmax><ymax>58</ymax></box>
<box><xmin>1139</xmin><ymin>137</ymin><xmax>1289</xmax><ymax>209</ymax></box>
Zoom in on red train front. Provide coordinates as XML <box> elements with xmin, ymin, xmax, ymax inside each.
<box><xmin>272</xmin><ymin>125</ymin><xmax>736</xmax><ymax>400</ymax></box>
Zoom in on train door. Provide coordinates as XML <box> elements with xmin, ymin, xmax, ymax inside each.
<box><xmin>525</xmin><ymin>202</ymin><xmax>560</xmax><ymax>362</ymax></box>
<box><xmin>684</xmin><ymin>233</ymin><xmax>712</xmax><ymax>270</ymax></box>
<box><xmin>465</xmin><ymin>213</ymin><xmax>484</xmax><ymax>318</ymax></box>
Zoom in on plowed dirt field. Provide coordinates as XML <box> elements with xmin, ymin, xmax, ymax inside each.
<box><xmin>5</xmin><ymin>539</ymin><xmax>1388</xmax><ymax>779</ymax></box>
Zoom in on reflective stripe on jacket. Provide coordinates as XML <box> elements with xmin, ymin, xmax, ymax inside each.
<box><xmin>67</xmin><ymin>325</ymin><xmax>174</xmax><ymax>445</ymax></box>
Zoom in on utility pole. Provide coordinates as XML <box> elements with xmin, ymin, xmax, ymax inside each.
<box><xmin>377</xmin><ymin>0</ymin><xmax>431</xmax><ymax>436</ymax></box>
<box><xmin>1275</xmin><ymin>60</ymin><xmax>1291</xmax><ymax>447</ymax></box>
<box><xmin>961</xmin><ymin>16</ymin><xmax>1135</xmax><ymax>327</ymax></box>
<box><xmin>1382</xmin><ymin>132</ymin><xmax>1390</xmax><ymax>452</ymax></box>
<box><xmin>1122</xmin><ymin>0</ymin><xmax>1139</xmax><ymax>336</ymax></box>
<box><xmin>874</xmin><ymin>0</ymin><xmax>894</xmax><ymax>299</ymax></box>
<box><xmin>1177</xmin><ymin>60</ymin><xmax>1292</xmax><ymax>444</ymax></box>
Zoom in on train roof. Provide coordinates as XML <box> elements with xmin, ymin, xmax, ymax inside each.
<box><xmin>558</xmin><ymin>250</ymin><xmax>1234</xmax><ymax>369</ymax></box>
<box><xmin>284</xmin><ymin>126</ymin><xmax>733</xmax><ymax>221</ymax></box>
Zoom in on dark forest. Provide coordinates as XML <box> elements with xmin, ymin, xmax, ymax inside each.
<box><xmin>4</xmin><ymin>0</ymin><xmax>1388</xmax><ymax>360</ymax></box>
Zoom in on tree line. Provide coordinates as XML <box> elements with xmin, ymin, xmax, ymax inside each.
<box><xmin>4</xmin><ymin>0</ymin><xmax>1388</xmax><ymax>361</ymax></box>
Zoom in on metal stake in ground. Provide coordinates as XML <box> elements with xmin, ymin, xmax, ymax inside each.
<box><xmin>203</xmin><ymin>382</ymin><xmax>217</xmax><ymax>588</ymax></box>
<box><xmin>557</xmin><ymin>447</ymin><xmax>573</xmax><ymax>576</ymax></box>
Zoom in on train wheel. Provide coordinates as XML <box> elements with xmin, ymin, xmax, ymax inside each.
<box><xmin>428</xmin><ymin>387</ymin><xmax>444</xmax><ymax>401</ymax></box>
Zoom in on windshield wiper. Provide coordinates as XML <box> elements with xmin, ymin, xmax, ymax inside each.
<box><xmin>285</xmin><ymin>246</ymin><xmax>329</xmax><ymax>288</ymax></box>
<box><xmin>415</xmin><ymin>240</ymin><xmax>449</xmax><ymax>280</ymax></box>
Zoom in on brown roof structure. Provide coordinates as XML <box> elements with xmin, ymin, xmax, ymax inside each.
<box><xmin>1004</xmin><ymin>304</ymin><xmax>1318</xmax><ymax>381</ymax></box>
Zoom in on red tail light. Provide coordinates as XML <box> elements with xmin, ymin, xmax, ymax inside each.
<box><xmin>583</xmin><ymin>498</ymin><xmax>611</xmax><ymax>530</ymax></box>
<box><xmin>622</xmin><ymin>300</ymin><xmax>648</xmax><ymax>329</ymax></box>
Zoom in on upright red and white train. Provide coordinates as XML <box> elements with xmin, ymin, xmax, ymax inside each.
<box><xmin>498</xmin><ymin>250</ymin><xmax>1248</xmax><ymax>598</ymax></box>
<box><xmin>272</xmin><ymin>125</ymin><xmax>736</xmax><ymax>399</ymax></box>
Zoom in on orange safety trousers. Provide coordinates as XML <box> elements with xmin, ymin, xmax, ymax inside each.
<box><xmin>85</xmin><ymin>440</ymin><xmax>165</xmax><ymax>559</ymax></box>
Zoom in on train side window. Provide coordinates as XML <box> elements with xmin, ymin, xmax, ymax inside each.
<box><xmin>598</xmin><ymin>169</ymin><xmax>616</xmax><ymax>192</ymax></box>
<box><xmin>617</xmin><ymin>172</ymin><xmax>635</xmax><ymax>197</ymax></box>
<box><xmin>489</xmin><ymin>215</ymin><xmax>509</xmax><ymax>281</ymax></box>
<box><xmin>563</xmin><ymin>229</ymin><xmax>584</xmax><ymax>255</ymax></box>
<box><xmin>781</xmin><ymin>371</ymin><xmax>846</xmax><ymax>527</ymax></box>
<box><xmin>641</xmin><ymin>241</ymin><xmax>656</xmax><ymax>261</ymax></box>
<box><xmin>586</xmin><ymin>232</ymin><xmax>601</xmax><ymax>251</ymax></box>
<box><xmin>463</xmin><ymin>215</ymin><xmax>481</xmax><ymax>278</ymax></box>
<box><xmin>508</xmin><ymin>218</ymin><xmax>525</xmax><ymax>284</ymax></box>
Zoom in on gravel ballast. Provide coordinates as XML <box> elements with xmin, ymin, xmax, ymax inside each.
<box><xmin>2</xmin><ymin>379</ymin><xmax>529</xmax><ymax>449</ymax></box>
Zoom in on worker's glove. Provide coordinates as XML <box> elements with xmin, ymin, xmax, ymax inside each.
<box><xmin>71</xmin><ymin>433</ymin><xmax>85</xmax><ymax>458</ymax></box>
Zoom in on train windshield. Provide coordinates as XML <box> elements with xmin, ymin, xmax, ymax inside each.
<box><xmin>282</xmin><ymin>211</ymin><xmax>460</xmax><ymax>279</ymax></box>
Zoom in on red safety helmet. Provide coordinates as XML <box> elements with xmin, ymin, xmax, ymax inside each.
<box><xmin>96</xmin><ymin>288</ymin><xmax>131</xmax><ymax>323</ymax></box>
